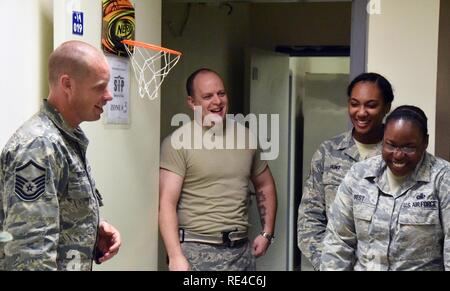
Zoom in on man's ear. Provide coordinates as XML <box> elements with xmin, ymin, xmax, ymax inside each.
<box><xmin>60</xmin><ymin>74</ymin><xmax>72</xmax><ymax>95</ymax></box>
<box><xmin>187</xmin><ymin>96</ymin><xmax>195</xmax><ymax>110</ymax></box>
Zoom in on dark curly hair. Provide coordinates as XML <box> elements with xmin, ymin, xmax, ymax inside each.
<box><xmin>385</xmin><ymin>105</ymin><xmax>428</xmax><ymax>138</ymax></box>
<box><xmin>347</xmin><ymin>72</ymin><xmax>394</xmax><ymax>104</ymax></box>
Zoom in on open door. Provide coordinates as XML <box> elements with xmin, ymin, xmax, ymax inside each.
<box><xmin>246</xmin><ymin>48</ymin><xmax>293</xmax><ymax>270</ymax></box>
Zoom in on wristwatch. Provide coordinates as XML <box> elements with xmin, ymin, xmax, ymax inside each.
<box><xmin>260</xmin><ymin>231</ymin><xmax>274</xmax><ymax>244</ymax></box>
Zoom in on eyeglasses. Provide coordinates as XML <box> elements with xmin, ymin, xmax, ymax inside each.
<box><xmin>383</xmin><ymin>143</ymin><xmax>417</xmax><ymax>154</ymax></box>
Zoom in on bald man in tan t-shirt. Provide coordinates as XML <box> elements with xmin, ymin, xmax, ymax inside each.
<box><xmin>159</xmin><ymin>68</ymin><xmax>277</xmax><ymax>271</ymax></box>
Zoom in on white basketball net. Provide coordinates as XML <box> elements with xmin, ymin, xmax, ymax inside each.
<box><xmin>123</xmin><ymin>43</ymin><xmax>181</xmax><ymax>100</ymax></box>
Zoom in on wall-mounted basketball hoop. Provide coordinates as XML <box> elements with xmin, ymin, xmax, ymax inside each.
<box><xmin>122</xmin><ymin>40</ymin><xmax>182</xmax><ymax>101</ymax></box>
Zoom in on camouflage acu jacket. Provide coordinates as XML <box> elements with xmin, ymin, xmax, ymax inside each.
<box><xmin>321</xmin><ymin>153</ymin><xmax>450</xmax><ymax>271</ymax></box>
<box><xmin>0</xmin><ymin>101</ymin><xmax>102</xmax><ymax>270</ymax></box>
<box><xmin>297</xmin><ymin>130</ymin><xmax>381</xmax><ymax>270</ymax></box>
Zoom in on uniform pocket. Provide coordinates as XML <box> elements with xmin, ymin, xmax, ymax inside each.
<box><xmin>353</xmin><ymin>203</ymin><xmax>375</xmax><ymax>241</ymax></box>
<box><xmin>67</xmin><ymin>170</ymin><xmax>92</xmax><ymax>199</ymax></box>
<box><xmin>397</xmin><ymin>209</ymin><xmax>441</xmax><ymax>259</ymax></box>
<box><xmin>354</xmin><ymin>203</ymin><xmax>375</xmax><ymax>221</ymax></box>
<box><xmin>399</xmin><ymin>209</ymin><xmax>439</xmax><ymax>225</ymax></box>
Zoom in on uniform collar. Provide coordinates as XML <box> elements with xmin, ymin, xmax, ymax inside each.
<box><xmin>41</xmin><ymin>100</ymin><xmax>89</xmax><ymax>149</ymax></box>
<box><xmin>364</xmin><ymin>153</ymin><xmax>431</xmax><ymax>197</ymax></box>
<box><xmin>338</xmin><ymin>129</ymin><xmax>360</xmax><ymax>162</ymax></box>
<box><xmin>339</xmin><ymin>128</ymin><xmax>383</xmax><ymax>162</ymax></box>
<box><xmin>410</xmin><ymin>153</ymin><xmax>431</xmax><ymax>183</ymax></box>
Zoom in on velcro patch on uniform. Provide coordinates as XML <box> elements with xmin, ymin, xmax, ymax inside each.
<box><xmin>14</xmin><ymin>160</ymin><xmax>46</xmax><ymax>201</ymax></box>
<box><xmin>353</xmin><ymin>194</ymin><xmax>366</xmax><ymax>202</ymax></box>
<box><xmin>330</xmin><ymin>164</ymin><xmax>341</xmax><ymax>170</ymax></box>
<box><xmin>403</xmin><ymin>200</ymin><xmax>438</xmax><ymax>209</ymax></box>
<box><xmin>416</xmin><ymin>193</ymin><xmax>425</xmax><ymax>200</ymax></box>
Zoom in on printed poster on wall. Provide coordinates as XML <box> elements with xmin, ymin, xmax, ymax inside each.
<box><xmin>102</xmin><ymin>0</ymin><xmax>135</xmax><ymax>57</ymax></box>
<box><xmin>105</xmin><ymin>54</ymin><xmax>130</xmax><ymax>124</ymax></box>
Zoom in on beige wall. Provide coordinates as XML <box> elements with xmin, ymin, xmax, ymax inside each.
<box><xmin>435</xmin><ymin>0</ymin><xmax>450</xmax><ymax>160</ymax></box>
<box><xmin>54</xmin><ymin>0</ymin><xmax>161</xmax><ymax>270</ymax></box>
<box><xmin>367</xmin><ymin>0</ymin><xmax>440</xmax><ymax>154</ymax></box>
<box><xmin>0</xmin><ymin>0</ymin><xmax>53</xmax><ymax>148</ymax></box>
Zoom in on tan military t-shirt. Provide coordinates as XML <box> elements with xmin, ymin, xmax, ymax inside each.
<box><xmin>160</xmin><ymin>120</ymin><xmax>267</xmax><ymax>236</ymax></box>
<box><xmin>353</xmin><ymin>138</ymin><xmax>380</xmax><ymax>160</ymax></box>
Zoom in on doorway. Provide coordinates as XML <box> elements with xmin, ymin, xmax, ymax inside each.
<box><xmin>160</xmin><ymin>0</ymin><xmax>352</xmax><ymax>271</ymax></box>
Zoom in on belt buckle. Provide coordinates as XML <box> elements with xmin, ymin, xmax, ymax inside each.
<box><xmin>179</xmin><ymin>229</ymin><xmax>185</xmax><ymax>243</ymax></box>
<box><xmin>222</xmin><ymin>230</ymin><xmax>243</xmax><ymax>247</ymax></box>
<box><xmin>222</xmin><ymin>231</ymin><xmax>232</xmax><ymax>246</ymax></box>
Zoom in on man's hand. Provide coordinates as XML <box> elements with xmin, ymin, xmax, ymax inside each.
<box><xmin>168</xmin><ymin>254</ymin><xmax>191</xmax><ymax>271</ymax></box>
<box><xmin>252</xmin><ymin>234</ymin><xmax>271</xmax><ymax>258</ymax></box>
<box><xmin>96</xmin><ymin>221</ymin><xmax>121</xmax><ymax>263</ymax></box>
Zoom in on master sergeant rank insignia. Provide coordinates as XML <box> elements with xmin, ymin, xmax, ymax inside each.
<box><xmin>14</xmin><ymin>160</ymin><xmax>46</xmax><ymax>201</ymax></box>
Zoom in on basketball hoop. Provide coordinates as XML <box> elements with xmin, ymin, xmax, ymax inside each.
<box><xmin>122</xmin><ymin>40</ymin><xmax>182</xmax><ymax>100</ymax></box>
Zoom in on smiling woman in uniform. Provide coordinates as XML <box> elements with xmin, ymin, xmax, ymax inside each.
<box><xmin>297</xmin><ymin>72</ymin><xmax>394</xmax><ymax>270</ymax></box>
<box><xmin>321</xmin><ymin>105</ymin><xmax>450</xmax><ymax>271</ymax></box>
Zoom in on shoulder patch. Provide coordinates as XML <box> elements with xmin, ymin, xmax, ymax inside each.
<box><xmin>14</xmin><ymin>160</ymin><xmax>47</xmax><ymax>201</ymax></box>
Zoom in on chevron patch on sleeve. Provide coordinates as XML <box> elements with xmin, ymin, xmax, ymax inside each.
<box><xmin>14</xmin><ymin>160</ymin><xmax>47</xmax><ymax>201</ymax></box>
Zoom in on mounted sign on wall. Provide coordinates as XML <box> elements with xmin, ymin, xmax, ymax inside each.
<box><xmin>101</xmin><ymin>0</ymin><xmax>135</xmax><ymax>125</ymax></box>
<box><xmin>72</xmin><ymin>11</ymin><xmax>83</xmax><ymax>36</ymax></box>
<box><xmin>105</xmin><ymin>54</ymin><xmax>130</xmax><ymax>125</ymax></box>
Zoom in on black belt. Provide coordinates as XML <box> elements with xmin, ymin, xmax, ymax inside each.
<box><xmin>179</xmin><ymin>229</ymin><xmax>248</xmax><ymax>247</ymax></box>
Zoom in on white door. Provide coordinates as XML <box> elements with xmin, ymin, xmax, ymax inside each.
<box><xmin>247</xmin><ymin>48</ymin><xmax>292</xmax><ymax>270</ymax></box>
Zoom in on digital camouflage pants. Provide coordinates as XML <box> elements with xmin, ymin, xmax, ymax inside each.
<box><xmin>181</xmin><ymin>240</ymin><xmax>256</xmax><ymax>271</ymax></box>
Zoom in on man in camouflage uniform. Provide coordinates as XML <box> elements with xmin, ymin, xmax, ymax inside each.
<box><xmin>0</xmin><ymin>40</ymin><xmax>121</xmax><ymax>270</ymax></box>
<box><xmin>159</xmin><ymin>68</ymin><xmax>277</xmax><ymax>271</ymax></box>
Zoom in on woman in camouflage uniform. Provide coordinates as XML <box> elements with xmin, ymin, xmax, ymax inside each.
<box><xmin>297</xmin><ymin>73</ymin><xmax>394</xmax><ymax>270</ymax></box>
<box><xmin>321</xmin><ymin>106</ymin><xmax>450</xmax><ymax>270</ymax></box>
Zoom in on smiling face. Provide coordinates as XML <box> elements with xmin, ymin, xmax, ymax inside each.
<box><xmin>187</xmin><ymin>71</ymin><xmax>228</xmax><ymax>124</ymax></box>
<box><xmin>348</xmin><ymin>82</ymin><xmax>390</xmax><ymax>143</ymax></box>
<box><xmin>382</xmin><ymin>119</ymin><xmax>428</xmax><ymax>176</ymax></box>
<box><xmin>68</xmin><ymin>57</ymin><xmax>112</xmax><ymax>124</ymax></box>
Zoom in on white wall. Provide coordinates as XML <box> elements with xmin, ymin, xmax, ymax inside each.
<box><xmin>290</xmin><ymin>57</ymin><xmax>350</xmax><ymax>183</ymax></box>
<box><xmin>366</xmin><ymin>0</ymin><xmax>440</xmax><ymax>154</ymax></box>
<box><xmin>54</xmin><ymin>0</ymin><xmax>161</xmax><ymax>270</ymax></box>
<box><xmin>0</xmin><ymin>0</ymin><xmax>53</xmax><ymax>148</ymax></box>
